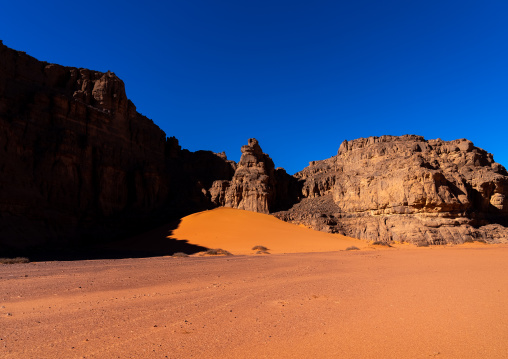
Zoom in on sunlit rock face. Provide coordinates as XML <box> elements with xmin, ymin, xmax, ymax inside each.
<box><xmin>274</xmin><ymin>135</ymin><xmax>508</xmax><ymax>245</ymax></box>
<box><xmin>210</xmin><ymin>138</ymin><xmax>276</xmax><ymax>213</ymax></box>
<box><xmin>209</xmin><ymin>138</ymin><xmax>300</xmax><ymax>214</ymax></box>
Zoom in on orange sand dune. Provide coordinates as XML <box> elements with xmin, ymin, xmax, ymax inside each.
<box><xmin>170</xmin><ymin>207</ymin><xmax>367</xmax><ymax>254</ymax></box>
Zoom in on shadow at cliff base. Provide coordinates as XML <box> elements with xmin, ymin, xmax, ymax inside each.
<box><xmin>24</xmin><ymin>219</ymin><xmax>209</xmax><ymax>262</ymax></box>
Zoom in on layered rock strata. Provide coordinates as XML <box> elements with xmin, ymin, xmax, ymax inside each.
<box><xmin>275</xmin><ymin>135</ymin><xmax>508</xmax><ymax>244</ymax></box>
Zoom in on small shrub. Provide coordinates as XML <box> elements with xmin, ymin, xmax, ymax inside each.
<box><xmin>252</xmin><ymin>245</ymin><xmax>269</xmax><ymax>251</ymax></box>
<box><xmin>345</xmin><ymin>246</ymin><xmax>360</xmax><ymax>251</ymax></box>
<box><xmin>172</xmin><ymin>252</ymin><xmax>189</xmax><ymax>258</ymax></box>
<box><xmin>202</xmin><ymin>248</ymin><xmax>233</xmax><ymax>256</ymax></box>
<box><xmin>255</xmin><ymin>250</ymin><xmax>270</xmax><ymax>255</ymax></box>
<box><xmin>0</xmin><ymin>257</ymin><xmax>30</xmax><ymax>264</ymax></box>
<box><xmin>463</xmin><ymin>238</ymin><xmax>474</xmax><ymax>244</ymax></box>
<box><xmin>415</xmin><ymin>241</ymin><xmax>429</xmax><ymax>247</ymax></box>
<box><xmin>371</xmin><ymin>241</ymin><xmax>392</xmax><ymax>247</ymax></box>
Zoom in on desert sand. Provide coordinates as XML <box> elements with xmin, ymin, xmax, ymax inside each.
<box><xmin>170</xmin><ymin>208</ymin><xmax>369</xmax><ymax>254</ymax></box>
<box><xmin>1</xmin><ymin>209</ymin><xmax>507</xmax><ymax>358</ymax></box>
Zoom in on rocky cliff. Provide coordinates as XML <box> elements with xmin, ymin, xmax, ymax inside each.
<box><xmin>0</xmin><ymin>41</ymin><xmax>234</xmax><ymax>255</ymax></box>
<box><xmin>274</xmin><ymin>135</ymin><xmax>508</xmax><ymax>245</ymax></box>
<box><xmin>2</xmin><ymin>41</ymin><xmax>508</xmax><ymax>254</ymax></box>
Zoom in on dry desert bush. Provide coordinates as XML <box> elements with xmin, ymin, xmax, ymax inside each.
<box><xmin>172</xmin><ymin>252</ymin><xmax>189</xmax><ymax>258</ymax></box>
<box><xmin>371</xmin><ymin>241</ymin><xmax>392</xmax><ymax>247</ymax></box>
<box><xmin>201</xmin><ymin>248</ymin><xmax>233</xmax><ymax>256</ymax></box>
<box><xmin>0</xmin><ymin>257</ymin><xmax>30</xmax><ymax>264</ymax></box>
<box><xmin>252</xmin><ymin>245</ymin><xmax>269</xmax><ymax>251</ymax></box>
<box><xmin>255</xmin><ymin>250</ymin><xmax>270</xmax><ymax>255</ymax></box>
<box><xmin>415</xmin><ymin>240</ymin><xmax>430</xmax><ymax>247</ymax></box>
<box><xmin>345</xmin><ymin>246</ymin><xmax>360</xmax><ymax>251</ymax></box>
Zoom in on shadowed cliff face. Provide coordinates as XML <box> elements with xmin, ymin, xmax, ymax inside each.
<box><xmin>0</xmin><ymin>42</ymin><xmax>235</xmax><ymax>255</ymax></box>
<box><xmin>274</xmin><ymin>135</ymin><xmax>508</xmax><ymax>245</ymax></box>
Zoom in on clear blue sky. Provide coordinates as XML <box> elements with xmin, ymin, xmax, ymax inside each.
<box><xmin>1</xmin><ymin>0</ymin><xmax>507</xmax><ymax>174</ymax></box>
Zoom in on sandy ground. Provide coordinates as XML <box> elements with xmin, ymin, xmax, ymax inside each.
<box><xmin>1</xmin><ymin>209</ymin><xmax>508</xmax><ymax>358</ymax></box>
<box><xmin>169</xmin><ymin>208</ymin><xmax>369</xmax><ymax>254</ymax></box>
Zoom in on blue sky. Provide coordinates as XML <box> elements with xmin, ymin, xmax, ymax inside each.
<box><xmin>1</xmin><ymin>0</ymin><xmax>507</xmax><ymax>174</ymax></box>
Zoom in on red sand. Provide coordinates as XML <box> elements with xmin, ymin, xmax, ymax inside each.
<box><xmin>170</xmin><ymin>207</ymin><xmax>368</xmax><ymax>254</ymax></box>
<box><xmin>1</xmin><ymin>209</ymin><xmax>507</xmax><ymax>358</ymax></box>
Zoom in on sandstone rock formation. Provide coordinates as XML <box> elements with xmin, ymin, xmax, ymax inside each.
<box><xmin>275</xmin><ymin>135</ymin><xmax>508</xmax><ymax>245</ymax></box>
<box><xmin>208</xmin><ymin>138</ymin><xmax>299</xmax><ymax>214</ymax></box>
<box><xmin>210</xmin><ymin>138</ymin><xmax>276</xmax><ymax>213</ymax></box>
<box><xmin>2</xmin><ymin>41</ymin><xmax>508</xmax><ymax>254</ymax></box>
<box><xmin>0</xmin><ymin>41</ymin><xmax>234</xmax><ymax>255</ymax></box>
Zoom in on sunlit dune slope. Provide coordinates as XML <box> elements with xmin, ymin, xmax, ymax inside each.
<box><xmin>170</xmin><ymin>207</ymin><xmax>366</xmax><ymax>254</ymax></box>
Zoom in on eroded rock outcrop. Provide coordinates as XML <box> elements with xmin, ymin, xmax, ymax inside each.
<box><xmin>275</xmin><ymin>135</ymin><xmax>508</xmax><ymax>245</ymax></box>
<box><xmin>0</xmin><ymin>42</ymin><xmax>234</xmax><ymax>255</ymax></box>
<box><xmin>209</xmin><ymin>138</ymin><xmax>300</xmax><ymax>213</ymax></box>
<box><xmin>210</xmin><ymin>139</ymin><xmax>276</xmax><ymax>213</ymax></box>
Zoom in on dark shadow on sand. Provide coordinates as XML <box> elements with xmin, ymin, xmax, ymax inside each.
<box><xmin>25</xmin><ymin>219</ymin><xmax>208</xmax><ymax>262</ymax></box>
